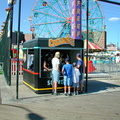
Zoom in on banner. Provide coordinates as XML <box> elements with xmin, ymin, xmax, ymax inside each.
<box><xmin>71</xmin><ymin>0</ymin><xmax>82</xmax><ymax>39</ymax></box>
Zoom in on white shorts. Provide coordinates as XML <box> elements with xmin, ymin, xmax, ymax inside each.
<box><xmin>73</xmin><ymin>82</ymin><xmax>79</xmax><ymax>88</ymax></box>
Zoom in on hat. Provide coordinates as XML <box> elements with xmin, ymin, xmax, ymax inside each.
<box><xmin>76</xmin><ymin>53</ymin><xmax>80</xmax><ymax>58</ymax></box>
<box><xmin>55</xmin><ymin>52</ymin><xmax>60</xmax><ymax>58</ymax></box>
<box><xmin>65</xmin><ymin>58</ymin><xmax>69</xmax><ymax>62</ymax></box>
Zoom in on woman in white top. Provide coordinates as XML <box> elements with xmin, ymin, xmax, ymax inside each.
<box><xmin>52</xmin><ymin>52</ymin><xmax>60</xmax><ymax>95</ymax></box>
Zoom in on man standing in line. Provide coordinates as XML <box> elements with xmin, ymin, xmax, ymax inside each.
<box><xmin>52</xmin><ymin>52</ymin><xmax>60</xmax><ymax>95</ymax></box>
<box><xmin>76</xmin><ymin>53</ymin><xmax>84</xmax><ymax>93</ymax></box>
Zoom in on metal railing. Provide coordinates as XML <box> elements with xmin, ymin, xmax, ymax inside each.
<box><xmin>11</xmin><ymin>59</ymin><xmax>23</xmax><ymax>75</ymax></box>
<box><xmin>87</xmin><ymin>61</ymin><xmax>120</xmax><ymax>79</ymax></box>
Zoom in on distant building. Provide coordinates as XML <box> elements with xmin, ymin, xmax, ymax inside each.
<box><xmin>12</xmin><ymin>31</ymin><xmax>25</xmax><ymax>45</ymax></box>
<box><xmin>12</xmin><ymin>32</ymin><xmax>36</xmax><ymax>45</ymax></box>
<box><xmin>107</xmin><ymin>43</ymin><xmax>117</xmax><ymax>51</ymax></box>
<box><xmin>97</xmin><ymin>31</ymin><xmax>106</xmax><ymax>49</ymax></box>
<box><xmin>24</xmin><ymin>33</ymin><xmax>35</xmax><ymax>42</ymax></box>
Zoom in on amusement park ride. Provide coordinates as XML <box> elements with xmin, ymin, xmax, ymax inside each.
<box><xmin>29</xmin><ymin>0</ymin><xmax>105</xmax><ymax>45</ymax></box>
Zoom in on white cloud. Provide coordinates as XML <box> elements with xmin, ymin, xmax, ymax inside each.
<box><xmin>109</xmin><ymin>17</ymin><xmax>120</xmax><ymax>22</ymax></box>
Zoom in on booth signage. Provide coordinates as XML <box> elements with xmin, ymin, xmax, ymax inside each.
<box><xmin>47</xmin><ymin>79</ymin><xmax>64</xmax><ymax>86</ymax></box>
<box><xmin>49</xmin><ymin>38</ymin><xmax>75</xmax><ymax>47</ymax></box>
<box><xmin>71</xmin><ymin>0</ymin><xmax>82</xmax><ymax>39</ymax></box>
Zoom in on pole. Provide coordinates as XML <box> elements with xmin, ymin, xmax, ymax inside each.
<box><xmin>16</xmin><ymin>0</ymin><xmax>21</xmax><ymax>99</ymax></box>
<box><xmin>85</xmin><ymin>0</ymin><xmax>89</xmax><ymax>92</ymax></box>
<box><xmin>9</xmin><ymin>1</ymin><xmax>14</xmax><ymax>86</ymax></box>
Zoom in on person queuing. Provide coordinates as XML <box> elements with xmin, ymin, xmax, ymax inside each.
<box><xmin>72</xmin><ymin>62</ymin><xmax>81</xmax><ymax>95</ymax></box>
<box><xmin>43</xmin><ymin>54</ymin><xmax>52</xmax><ymax>71</ymax></box>
<box><xmin>76</xmin><ymin>53</ymin><xmax>84</xmax><ymax>94</ymax></box>
<box><xmin>51</xmin><ymin>52</ymin><xmax>60</xmax><ymax>95</ymax></box>
<box><xmin>62</xmin><ymin>58</ymin><xmax>73</xmax><ymax>96</ymax></box>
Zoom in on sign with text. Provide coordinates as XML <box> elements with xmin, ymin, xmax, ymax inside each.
<box><xmin>49</xmin><ymin>38</ymin><xmax>75</xmax><ymax>47</ymax></box>
<box><xmin>71</xmin><ymin>0</ymin><xmax>82</xmax><ymax>39</ymax></box>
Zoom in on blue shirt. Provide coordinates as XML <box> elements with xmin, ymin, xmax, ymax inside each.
<box><xmin>62</xmin><ymin>64</ymin><xmax>73</xmax><ymax>78</ymax></box>
<box><xmin>77</xmin><ymin>59</ymin><xmax>83</xmax><ymax>73</ymax></box>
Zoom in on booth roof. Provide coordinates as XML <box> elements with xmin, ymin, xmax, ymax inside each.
<box><xmin>23</xmin><ymin>38</ymin><xmax>84</xmax><ymax>49</ymax></box>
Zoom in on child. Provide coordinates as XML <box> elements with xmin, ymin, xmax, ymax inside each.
<box><xmin>62</xmin><ymin>58</ymin><xmax>73</xmax><ymax>96</ymax></box>
<box><xmin>72</xmin><ymin>62</ymin><xmax>81</xmax><ymax>95</ymax></box>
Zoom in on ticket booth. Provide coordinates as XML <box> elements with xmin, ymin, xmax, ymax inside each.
<box><xmin>23</xmin><ymin>38</ymin><xmax>83</xmax><ymax>94</ymax></box>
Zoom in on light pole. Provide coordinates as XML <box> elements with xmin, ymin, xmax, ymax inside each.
<box><xmin>16</xmin><ymin>0</ymin><xmax>21</xmax><ymax>99</ymax></box>
<box><xmin>85</xmin><ymin>0</ymin><xmax>89</xmax><ymax>92</ymax></box>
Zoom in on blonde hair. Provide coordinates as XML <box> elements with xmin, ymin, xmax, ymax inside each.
<box><xmin>55</xmin><ymin>52</ymin><xmax>60</xmax><ymax>58</ymax></box>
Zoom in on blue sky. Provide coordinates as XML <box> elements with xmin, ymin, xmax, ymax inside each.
<box><xmin>0</xmin><ymin>0</ymin><xmax>120</xmax><ymax>46</ymax></box>
<box><xmin>100</xmin><ymin>0</ymin><xmax>120</xmax><ymax>46</ymax></box>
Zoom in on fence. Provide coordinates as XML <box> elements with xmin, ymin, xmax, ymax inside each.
<box><xmin>0</xmin><ymin>15</ymin><xmax>11</xmax><ymax>85</ymax></box>
<box><xmin>87</xmin><ymin>59</ymin><xmax>120</xmax><ymax>80</ymax></box>
<box><xmin>0</xmin><ymin>2</ymin><xmax>14</xmax><ymax>85</ymax></box>
<box><xmin>94</xmin><ymin>63</ymin><xmax>120</xmax><ymax>73</ymax></box>
<box><xmin>11</xmin><ymin>59</ymin><xmax>23</xmax><ymax>75</ymax></box>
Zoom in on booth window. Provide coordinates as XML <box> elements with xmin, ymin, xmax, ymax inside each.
<box><xmin>27</xmin><ymin>49</ymin><xmax>34</xmax><ymax>71</ymax></box>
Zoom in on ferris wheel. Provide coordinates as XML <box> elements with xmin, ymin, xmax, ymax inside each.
<box><xmin>29</xmin><ymin>0</ymin><xmax>105</xmax><ymax>44</ymax></box>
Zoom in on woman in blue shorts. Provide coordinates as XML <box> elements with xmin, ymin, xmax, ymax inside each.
<box><xmin>52</xmin><ymin>52</ymin><xmax>60</xmax><ymax>95</ymax></box>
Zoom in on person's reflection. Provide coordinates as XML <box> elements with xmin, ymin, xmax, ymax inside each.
<box><xmin>30</xmin><ymin>60</ymin><xmax>34</xmax><ymax>71</ymax></box>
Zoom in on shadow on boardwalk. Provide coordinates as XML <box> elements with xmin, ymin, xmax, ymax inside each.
<box><xmin>86</xmin><ymin>79</ymin><xmax>120</xmax><ymax>93</ymax></box>
<box><xmin>0</xmin><ymin>104</ymin><xmax>45</xmax><ymax>120</ymax></box>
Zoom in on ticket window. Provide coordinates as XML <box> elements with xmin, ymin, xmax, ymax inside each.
<box><xmin>41</xmin><ymin>50</ymin><xmax>70</xmax><ymax>72</ymax></box>
<box><xmin>27</xmin><ymin>49</ymin><xmax>34</xmax><ymax>71</ymax></box>
<box><xmin>40</xmin><ymin>49</ymin><xmax>80</xmax><ymax>77</ymax></box>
